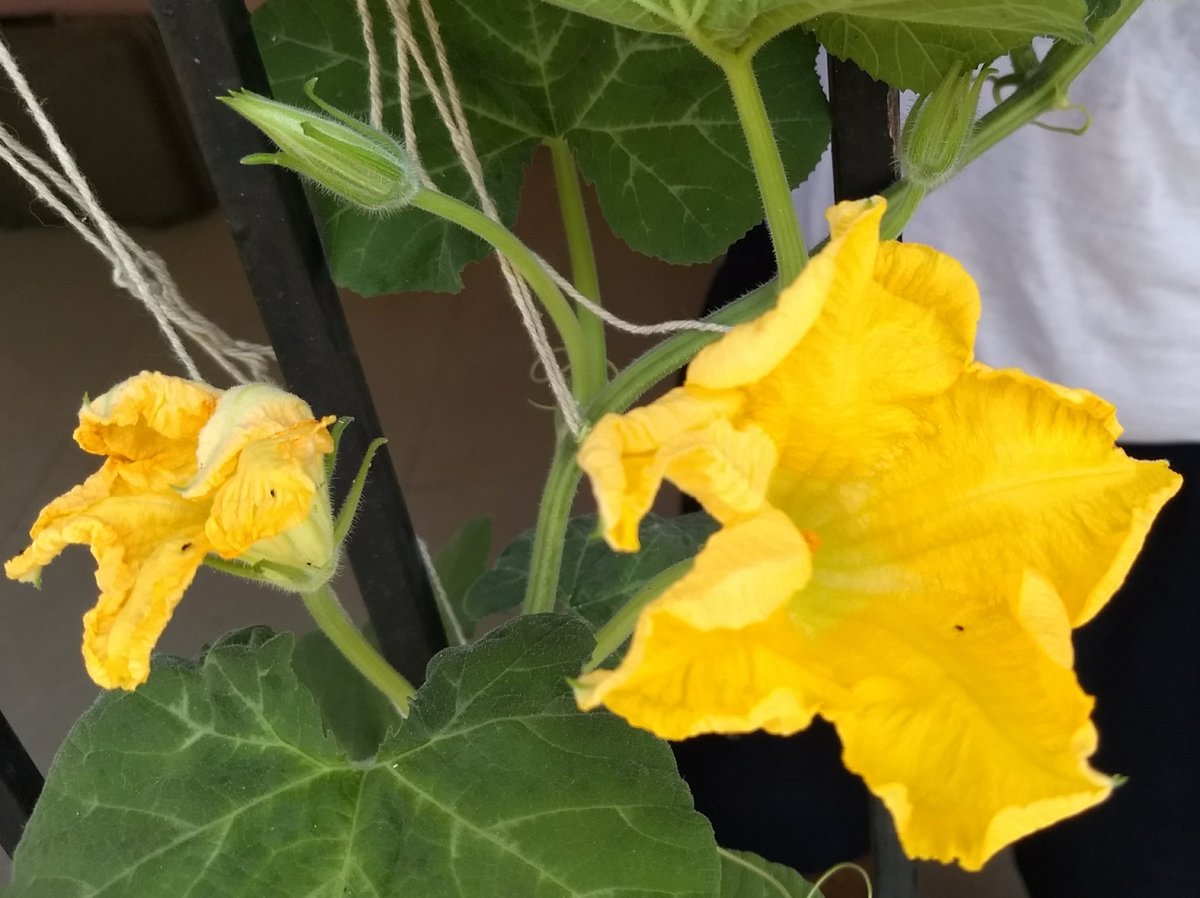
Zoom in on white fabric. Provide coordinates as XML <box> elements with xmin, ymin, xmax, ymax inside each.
<box><xmin>796</xmin><ymin>2</ymin><xmax>1200</xmax><ymax>442</ymax></box>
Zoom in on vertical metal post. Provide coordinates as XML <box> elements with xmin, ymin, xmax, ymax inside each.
<box><xmin>149</xmin><ymin>0</ymin><xmax>445</xmax><ymax>683</ymax></box>
<box><xmin>827</xmin><ymin>56</ymin><xmax>899</xmax><ymax>202</ymax></box>
<box><xmin>1</xmin><ymin>710</ymin><xmax>41</xmax><ymax>858</ymax></box>
<box><xmin>827</xmin><ymin>54</ymin><xmax>918</xmax><ymax>898</ymax></box>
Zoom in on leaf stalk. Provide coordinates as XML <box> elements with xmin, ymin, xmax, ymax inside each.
<box><xmin>301</xmin><ymin>583</ymin><xmax>417</xmax><ymax>715</ymax></box>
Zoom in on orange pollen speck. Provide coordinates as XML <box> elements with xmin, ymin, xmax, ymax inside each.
<box><xmin>801</xmin><ymin>529</ymin><xmax>822</xmax><ymax>553</ymax></box>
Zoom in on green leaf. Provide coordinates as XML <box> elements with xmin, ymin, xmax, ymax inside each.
<box><xmin>541</xmin><ymin>0</ymin><xmax>1087</xmax><ymax>62</ymax></box>
<box><xmin>719</xmin><ymin>848</ymin><xmax>823</xmax><ymax>897</ymax></box>
<box><xmin>1085</xmin><ymin>0</ymin><xmax>1120</xmax><ymax>28</ymax></box>
<box><xmin>465</xmin><ymin>512</ymin><xmax>717</xmax><ymax>628</ymax></box>
<box><xmin>433</xmin><ymin>515</ymin><xmax>493</xmax><ymax>642</ymax></box>
<box><xmin>538</xmin><ymin>0</ymin><xmax>828</xmax><ymax>49</ymax></box>
<box><xmin>809</xmin><ymin>0</ymin><xmax>1088</xmax><ymax>92</ymax></box>
<box><xmin>252</xmin><ymin>0</ymin><xmax>829</xmax><ymax>293</ymax></box>
<box><xmin>6</xmin><ymin>618</ymin><xmax>720</xmax><ymax>897</ymax></box>
<box><xmin>292</xmin><ymin>627</ymin><xmax>401</xmax><ymax>759</ymax></box>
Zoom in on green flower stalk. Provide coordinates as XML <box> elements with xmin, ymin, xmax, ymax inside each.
<box><xmin>220</xmin><ymin>79</ymin><xmax>420</xmax><ymax>211</ymax></box>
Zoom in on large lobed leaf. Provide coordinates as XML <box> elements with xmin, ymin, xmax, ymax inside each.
<box><xmin>292</xmin><ymin>626</ymin><xmax>402</xmax><ymax>759</ymax></box>
<box><xmin>465</xmin><ymin>512</ymin><xmax>717</xmax><ymax>631</ymax></box>
<box><xmin>4</xmin><ymin>617</ymin><xmax>720</xmax><ymax>897</ymax></box>
<box><xmin>542</xmin><ymin>0</ymin><xmax>1089</xmax><ymax>90</ymax></box>
<box><xmin>432</xmin><ymin>515</ymin><xmax>494</xmax><ymax>644</ymax></box>
<box><xmin>252</xmin><ymin>0</ymin><xmax>829</xmax><ymax>294</ymax></box>
<box><xmin>808</xmin><ymin>0</ymin><xmax>1087</xmax><ymax>92</ymax></box>
<box><xmin>718</xmin><ymin>849</ymin><xmax>823</xmax><ymax>897</ymax></box>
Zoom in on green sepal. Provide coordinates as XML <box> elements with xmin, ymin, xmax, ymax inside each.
<box><xmin>332</xmin><ymin>436</ymin><xmax>387</xmax><ymax>545</ymax></box>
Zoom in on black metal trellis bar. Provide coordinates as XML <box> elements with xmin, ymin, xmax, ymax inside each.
<box><xmin>827</xmin><ymin>56</ymin><xmax>899</xmax><ymax>203</ymax></box>
<box><xmin>149</xmin><ymin>0</ymin><xmax>445</xmax><ymax>683</ymax></box>
<box><xmin>0</xmin><ymin>709</ymin><xmax>41</xmax><ymax>858</ymax></box>
<box><xmin>827</xmin><ymin>54</ymin><xmax>918</xmax><ymax>898</ymax></box>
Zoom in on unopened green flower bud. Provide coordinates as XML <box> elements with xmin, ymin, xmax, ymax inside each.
<box><xmin>900</xmin><ymin>63</ymin><xmax>992</xmax><ymax>191</ymax></box>
<box><xmin>219</xmin><ymin>79</ymin><xmax>420</xmax><ymax>211</ymax></box>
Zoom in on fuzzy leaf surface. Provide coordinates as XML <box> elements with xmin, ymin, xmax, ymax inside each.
<box><xmin>252</xmin><ymin>0</ymin><xmax>829</xmax><ymax>293</ymax></box>
<box><xmin>4</xmin><ymin>618</ymin><xmax>719</xmax><ymax>897</ymax></box>
<box><xmin>809</xmin><ymin>0</ymin><xmax>1087</xmax><ymax>92</ymax></box>
<box><xmin>292</xmin><ymin>626</ymin><xmax>401</xmax><ymax>759</ymax></box>
<box><xmin>718</xmin><ymin>849</ymin><xmax>823</xmax><ymax>897</ymax></box>
<box><xmin>540</xmin><ymin>0</ymin><xmax>1086</xmax><ymax>64</ymax></box>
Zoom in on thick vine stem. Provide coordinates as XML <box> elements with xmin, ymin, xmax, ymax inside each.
<box><xmin>301</xmin><ymin>583</ymin><xmax>417</xmax><ymax>714</ymax></box>
<box><xmin>410</xmin><ymin>187</ymin><xmax>599</xmax><ymax>404</ymax></box>
<box><xmin>590</xmin><ymin>277</ymin><xmax>779</xmax><ymax>421</ymax></box>
<box><xmin>719</xmin><ymin>50</ymin><xmax>807</xmax><ymax>286</ymax></box>
<box><xmin>547</xmin><ymin>137</ymin><xmax>607</xmax><ymax>395</ymax></box>
<box><xmin>522</xmin><ymin>435</ymin><xmax>583</xmax><ymax>615</ymax></box>
<box><xmin>592</xmin><ymin>8</ymin><xmax>1140</xmax><ymax>419</ymax></box>
<box><xmin>521</xmin><ymin>5</ymin><xmax>1137</xmax><ymax>622</ymax></box>
<box><xmin>959</xmin><ymin>0</ymin><xmax>1143</xmax><ymax>168</ymax></box>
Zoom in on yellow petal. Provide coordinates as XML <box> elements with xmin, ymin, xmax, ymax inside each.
<box><xmin>6</xmin><ymin>470</ymin><xmax>209</xmax><ymax>690</ymax></box>
<box><xmin>872</xmin><ymin>241</ymin><xmax>979</xmax><ymax>358</ymax></box>
<box><xmin>686</xmin><ymin>200</ymin><xmax>884</xmax><ymax>392</ymax></box>
<box><xmin>575</xmin><ymin>509</ymin><xmax>817</xmax><ymax>740</ymax></box>
<box><xmin>74</xmin><ymin>371</ymin><xmax>219</xmax><ymax>462</ymax></box>
<box><xmin>185</xmin><ymin>383</ymin><xmax>327</xmax><ymax>500</ymax></box>
<box><xmin>802</xmin><ymin>573</ymin><xmax>1111</xmax><ymax>871</ymax></box>
<box><xmin>205</xmin><ymin>420</ymin><xmax>335</xmax><ymax>561</ymax></box>
<box><xmin>987</xmin><ymin>363</ymin><xmax>1123</xmax><ymax>440</ymax></box>
<box><xmin>815</xmin><ymin>366</ymin><xmax>1182</xmax><ymax>627</ymax></box>
<box><xmin>81</xmin><ymin>506</ymin><xmax>210</xmax><ymax>690</ymax></box>
<box><xmin>688</xmin><ymin>199</ymin><xmax>981</xmax><ymax>489</ymax></box>
<box><xmin>657</xmin><ymin>417</ymin><xmax>778</xmax><ymax>527</ymax></box>
<box><xmin>578</xmin><ymin>387</ymin><xmax>744</xmax><ymax>551</ymax></box>
<box><xmin>6</xmin><ymin>459</ymin><xmax>187</xmax><ymax>583</ymax></box>
<box><xmin>752</xmin><ymin>253</ymin><xmax>976</xmax><ymax>486</ymax></box>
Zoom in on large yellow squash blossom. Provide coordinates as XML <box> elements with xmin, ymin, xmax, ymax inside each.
<box><xmin>575</xmin><ymin>199</ymin><xmax>1182</xmax><ymax>870</ymax></box>
<box><xmin>5</xmin><ymin>372</ymin><xmax>336</xmax><ymax>691</ymax></box>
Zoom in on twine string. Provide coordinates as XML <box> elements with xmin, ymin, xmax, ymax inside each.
<box><xmin>0</xmin><ymin>36</ymin><xmax>274</xmax><ymax>384</ymax></box>
<box><xmin>355</xmin><ymin>0</ymin><xmax>385</xmax><ymax>129</ymax></box>
<box><xmin>384</xmin><ymin>0</ymin><xmax>584</xmax><ymax>435</ymax></box>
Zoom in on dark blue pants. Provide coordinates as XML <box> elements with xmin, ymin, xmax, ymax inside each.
<box><xmin>1014</xmin><ymin>443</ymin><xmax>1200</xmax><ymax>895</ymax></box>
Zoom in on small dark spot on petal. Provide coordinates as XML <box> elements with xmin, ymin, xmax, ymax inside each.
<box><xmin>269</xmin><ymin>489</ymin><xmax>277</xmax><ymax>497</ymax></box>
<box><xmin>953</xmin><ymin>624</ymin><xmax>965</xmax><ymax>632</ymax></box>
<box><xmin>181</xmin><ymin>542</ymin><xmax>193</xmax><ymax>552</ymax></box>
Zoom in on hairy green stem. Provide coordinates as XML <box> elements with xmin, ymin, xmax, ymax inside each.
<box><xmin>593</xmin><ymin>13</ymin><xmax>1137</xmax><ymax>418</ymax></box>
<box><xmin>720</xmin><ymin>51</ymin><xmax>807</xmax><ymax>285</ymax></box>
<box><xmin>590</xmin><ymin>277</ymin><xmax>778</xmax><ymax>420</ymax></box>
<box><xmin>410</xmin><ymin>188</ymin><xmax>599</xmax><ymax>403</ymax></box>
<box><xmin>960</xmin><ymin>0</ymin><xmax>1142</xmax><ymax>167</ymax></box>
<box><xmin>882</xmin><ymin>3</ymin><xmax>1140</xmax><ymax>237</ymax></box>
<box><xmin>547</xmin><ymin>137</ymin><xmax>607</xmax><ymax>393</ymax></box>
<box><xmin>584</xmin><ymin>559</ymin><xmax>693</xmax><ymax>672</ymax></box>
<box><xmin>878</xmin><ymin>182</ymin><xmax>925</xmax><ymax>241</ymax></box>
<box><xmin>519</xmin><ymin>8</ymin><xmax>1135</xmax><ymax>621</ymax></box>
<box><xmin>301</xmin><ymin>583</ymin><xmax>417</xmax><ymax>714</ymax></box>
<box><xmin>522</xmin><ymin>436</ymin><xmax>583</xmax><ymax>615</ymax></box>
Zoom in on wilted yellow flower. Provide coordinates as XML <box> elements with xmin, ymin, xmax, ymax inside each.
<box><xmin>575</xmin><ymin>199</ymin><xmax>1181</xmax><ymax>870</ymax></box>
<box><xmin>5</xmin><ymin>372</ymin><xmax>336</xmax><ymax>690</ymax></box>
